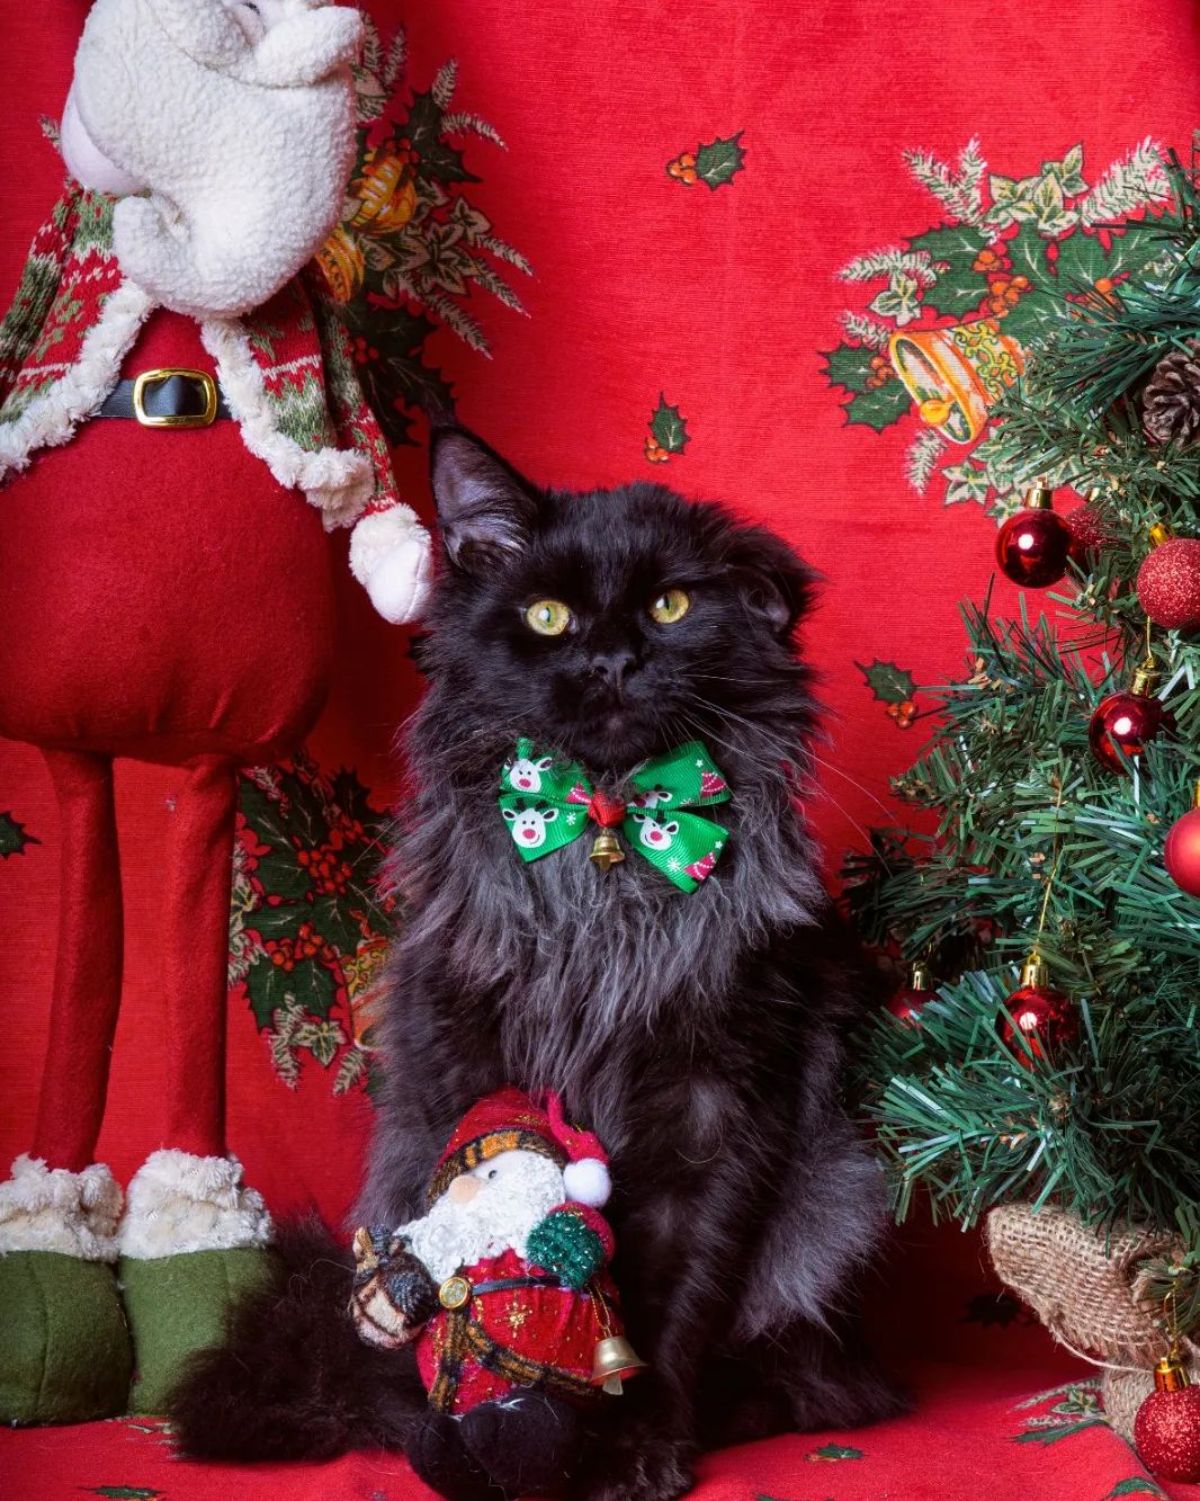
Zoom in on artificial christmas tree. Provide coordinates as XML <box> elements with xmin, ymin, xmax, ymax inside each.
<box><xmin>848</xmin><ymin>150</ymin><xmax>1200</xmax><ymax>1474</ymax></box>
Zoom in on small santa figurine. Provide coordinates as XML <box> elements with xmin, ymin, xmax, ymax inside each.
<box><xmin>351</xmin><ymin>1088</ymin><xmax>645</xmax><ymax>1499</ymax></box>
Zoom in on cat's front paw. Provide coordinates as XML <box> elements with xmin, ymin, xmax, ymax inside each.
<box><xmin>575</xmin><ymin>1425</ymin><xmax>694</xmax><ymax>1501</ymax></box>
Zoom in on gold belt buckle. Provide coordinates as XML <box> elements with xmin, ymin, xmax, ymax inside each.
<box><xmin>132</xmin><ymin>367</ymin><xmax>219</xmax><ymax>430</ymax></box>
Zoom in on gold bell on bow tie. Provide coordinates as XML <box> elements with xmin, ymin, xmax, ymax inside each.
<box><xmin>590</xmin><ymin>1334</ymin><xmax>649</xmax><ymax>1395</ymax></box>
<box><xmin>588</xmin><ymin>830</ymin><xmax>625</xmax><ymax>873</ymax></box>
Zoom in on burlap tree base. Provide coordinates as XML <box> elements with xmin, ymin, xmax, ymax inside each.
<box><xmin>987</xmin><ymin>1204</ymin><xmax>1198</xmax><ymax>1443</ymax></box>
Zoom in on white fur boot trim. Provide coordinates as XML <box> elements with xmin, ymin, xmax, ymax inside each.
<box><xmin>0</xmin><ymin>279</ymin><xmax>155</xmax><ymax>481</ymax></box>
<box><xmin>0</xmin><ymin>1155</ymin><xmax>123</xmax><ymax>1262</ymax></box>
<box><xmin>118</xmin><ymin>1150</ymin><xmax>272</xmax><ymax>1259</ymax></box>
<box><xmin>349</xmin><ymin>507</ymin><xmax>434</xmax><ymax>623</ymax></box>
<box><xmin>200</xmin><ymin>316</ymin><xmax>373</xmax><ymax>526</ymax></box>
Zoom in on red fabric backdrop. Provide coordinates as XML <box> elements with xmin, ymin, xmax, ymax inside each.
<box><xmin>3</xmin><ymin>3</ymin><xmax>1200</xmax><ymax>1497</ymax></box>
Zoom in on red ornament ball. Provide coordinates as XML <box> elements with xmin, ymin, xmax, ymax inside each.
<box><xmin>995</xmin><ymin>507</ymin><xmax>1072</xmax><ymax>588</ymax></box>
<box><xmin>1165</xmin><ymin>806</ymin><xmax>1200</xmax><ymax>897</ymax></box>
<box><xmin>1134</xmin><ymin>1384</ymin><xmax>1200</xmax><ymax>1483</ymax></box>
<box><xmin>999</xmin><ymin>984</ymin><xmax>1078</xmax><ymax>1066</ymax></box>
<box><xmin>1065</xmin><ymin>502</ymin><xmax>1116</xmax><ymax>564</ymax></box>
<box><xmin>1137</xmin><ymin>538</ymin><xmax>1200</xmax><ymax>631</ymax></box>
<box><xmin>1088</xmin><ymin>688</ymin><xmax>1172</xmax><ymax>772</ymax></box>
<box><xmin>886</xmin><ymin>984</ymin><xmax>935</xmax><ymax>1027</ymax></box>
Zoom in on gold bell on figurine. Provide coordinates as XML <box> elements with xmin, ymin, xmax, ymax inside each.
<box><xmin>589</xmin><ymin>830</ymin><xmax>625</xmax><ymax>873</ymax></box>
<box><xmin>591</xmin><ymin>1335</ymin><xmax>649</xmax><ymax>1395</ymax></box>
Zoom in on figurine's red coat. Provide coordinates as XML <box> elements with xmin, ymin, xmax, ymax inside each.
<box><xmin>415</xmin><ymin>1247</ymin><xmax>616</xmax><ymax>1415</ymax></box>
<box><xmin>0</xmin><ymin>308</ymin><xmax>335</xmax><ymax>762</ymax></box>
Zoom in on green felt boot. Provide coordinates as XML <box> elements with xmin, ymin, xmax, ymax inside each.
<box><xmin>0</xmin><ymin>1156</ymin><xmax>132</xmax><ymax>1423</ymax></box>
<box><xmin>119</xmin><ymin>1245</ymin><xmax>277</xmax><ymax>1413</ymax></box>
<box><xmin>117</xmin><ymin>1149</ymin><xmax>276</xmax><ymax>1414</ymax></box>
<box><xmin>0</xmin><ymin>1251</ymin><xmax>133</xmax><ymax>1423</ymax></box>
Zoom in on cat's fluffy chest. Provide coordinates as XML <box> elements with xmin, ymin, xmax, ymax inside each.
<box><xmin>405</xmin><ymin>765</ymin><xmax>819</xmax><ymax>1093</ymax></box>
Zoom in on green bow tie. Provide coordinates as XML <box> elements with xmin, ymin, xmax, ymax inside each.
<box><xmin>498</xmin><ymin>738</ymin><xmax>731</xmax><ymax>893</ymax></box>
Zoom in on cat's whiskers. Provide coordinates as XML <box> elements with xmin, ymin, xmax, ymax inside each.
<box><xmin>670</xmin><ymin>693</ymin><xmax>880</xmax><ymax>842</ymax></box>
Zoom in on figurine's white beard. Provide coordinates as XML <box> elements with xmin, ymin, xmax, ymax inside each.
<box><xmin>67</xmin><ymin>0</ymin><xmax>362</xmax><ymax>319</ymax></box>
<box><xmin>399</xmin><ymin>1156</ymin><xmax>566</xmax><ymax>1283</ymax></box>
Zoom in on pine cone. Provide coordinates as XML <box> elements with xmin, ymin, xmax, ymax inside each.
<box><xmin>1143</xmin><ymin>340</ymin><xmax>1200</xmax><ymax>445</ymax></box>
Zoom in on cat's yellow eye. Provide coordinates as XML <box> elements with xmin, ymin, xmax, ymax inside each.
<box><xmin>524</xmin><ymin>599</ymin><xmax>573</xmax><ymax>636</ymax></box>
<box><xmin>649</xmin><ymin>588</ymin><xmax>691</xmax><ymax>624</ymax></box>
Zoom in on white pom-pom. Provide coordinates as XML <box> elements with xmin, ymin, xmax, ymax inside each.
<box><xmin>563</xmin><ymin>1158</ymin><xmax>611</xmax><ymax>1208</ymax></box>
<box><xmin>363</xmin><ymin>538</ymin><xmax>433</xmax><ymax>623</ymax></box>
<box><xmin>349</xmin><ymin>509</ymin><xmax>434</xmax><ymax>624</ymax></box>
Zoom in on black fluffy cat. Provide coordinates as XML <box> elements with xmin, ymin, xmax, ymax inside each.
<box><xmin>172</xmin><ymin>429</ymin><xmax>905</xmax><ymax>1500</ymax></box>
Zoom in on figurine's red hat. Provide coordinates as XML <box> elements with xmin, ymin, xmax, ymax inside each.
<box><xmin>428</xmin><ymin>1086</ymin><xmax>612</xmax><ymax>1208</ymax></box>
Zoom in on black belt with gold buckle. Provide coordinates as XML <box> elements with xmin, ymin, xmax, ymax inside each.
<box><xmin>99</xmin><ymin>368</ymin><xmax>230</xmax><ymax>429</ymax></box>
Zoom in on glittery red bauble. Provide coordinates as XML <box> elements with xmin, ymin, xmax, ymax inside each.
<box><xmin>1134</xmin><ymin>1385</ymin><xmax>1200</xmax><ymax>1482</ymax></box>
<box><xmin>886</xmin><ymin>985</ymin><xmax>935</xmax><ymax>1026</ymax></box>
<box><xmin>1065</xmin><ymin>503</ymin><xmax>1116</xmax><ymax>564</ymax></box>
<box><xmin>1088</xmin><ymin>689</ymin><xmax>1173</xmax><ymax>772</ymax></box>
<box><xmin>1165</xmin><ymin>806</ymin><xmax>1200</xmax><ymax>897</ymax></box>
<box><xmin>999</xmin><ymin>984</ymin><xmax>1078</xmax><ymax>1066</ymax></box>
<box><xmin>995</xmin><ymin>508</ymin><xmax>1072</xmax><ymax>588</ymax></box>
<box><xmin>1137</xmin><ymin>538</ymin><xmax>1200</xmax><ymax>631</ymax></box>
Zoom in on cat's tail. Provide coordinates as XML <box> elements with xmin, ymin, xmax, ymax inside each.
<box><xmin>168</xmin><ymin>1217</ymin><xmax>423</xmax><ymax>1461</ymax></box>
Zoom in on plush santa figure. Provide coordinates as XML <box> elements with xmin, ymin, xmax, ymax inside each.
<box><xmin>350</xmin><ymin>1088</ymin><xmax>643</xmax><ymax>1500</ymax></box>
<box><xmin>0</xmin><ymin>0</ymin><xmax>432</xmax><ymax>1423</ymax></box>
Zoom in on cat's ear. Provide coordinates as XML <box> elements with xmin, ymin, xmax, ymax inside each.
<box><xmin>726</xmin><ymin>528</ymin><xmax>817</xmax><ymax>639</ymax></box>
<box><xmin>429</xmin><ymin>427</ymin><xmax>539</xmax><ymax>573</ymax></box>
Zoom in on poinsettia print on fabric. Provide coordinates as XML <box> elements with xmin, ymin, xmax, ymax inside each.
<box><xmin>314</xmin><ymin>20</ymin><xmax>532</xmax><ymax>444</ymax></box>
<box><xmin>228</xmin><ymin>756</ymin><xmax>395</xmax><ymax>1095</ymax></box>
<box><xmin>821</xmin><ymin>139</ymin><xmax>1170</xmax><ymax>515</ymax></box>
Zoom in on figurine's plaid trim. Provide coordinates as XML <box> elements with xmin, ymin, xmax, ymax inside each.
<box><xmin>426</xmin><ymin>1305</ymin><xmax>597</xmax><ymax>1413</ymax></box>
<box><xmin>427</xmin><ymin>1128</ymin><xmax>564</xmax><ymax>1205</ymax></box>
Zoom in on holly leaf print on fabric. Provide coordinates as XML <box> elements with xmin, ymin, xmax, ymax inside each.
<box><xmin>667</xmin><ymin>133</ymin><xmax>746</xmax><ymax>190</ymax></box>
<box><xmin>0</xmin><ymin>810</ymin><xmax>38</xmax><ymax>857</ymax></box>
<box><xmin>1104</xmin><ymin>1481</ymin><xmax>1167</xmax><ymax>1499</ymax></box>
<box><xmin>645</xmin><ymin>394</ymin><xmax>690</xmax><ymax>463</ymax></box>
<box><xmin>842</xmin><ymin>376</ymin><xmax>911</xmax><ymax>432</ymax></box>
<box><xmin>83</xmin><ymin>1490</ymin><xmax>164</xmax><ymax>1499</ymax></box>
<box><xmin>697</xmin><ymin>132</ymin><xmax>746</xmax><ymax>189</ymax></box>
<box><xmin>857</xmin><ymin>660</ymin><xmax>917</xmax><ymax>706</ymax></box>
<box><xmin>230</xmin><ymin>756</ymin><xmax>395</xmax><ymax>1094</ymax></box>
<box><xmin>909</xmin><ymin>225</ymin><xmax>989</xmax><ymax>317</ymax></box>
<box><xmin>806</xmin><ymin>1442</ymin><xmax>864</xmax><ymax>1461</ymax></box>
<box><xmin>821</xmin><ymin>344</ymin><xmax>875</xmax><ymax>394</ymax></box>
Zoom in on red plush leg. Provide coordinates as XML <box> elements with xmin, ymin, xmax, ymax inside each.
<box><xmin>32</xmin><ymin>751</ymin><xmax>123</xmax><ymax>1173</ymax></box>
<box><xmin>162</xmin><ymin>758</ymin><xmax>239</xmax><ymax>1160</ymax></box>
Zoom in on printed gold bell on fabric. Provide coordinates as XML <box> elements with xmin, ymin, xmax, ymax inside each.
<box><xmin>589</xmin><ymin>830</ymin><xmax>625</xmax><ymax>873</ymax></box>
<box><xmin>591</xmin><ymin>1334</ymin><xmax>648</xmax><ymax>1395</ymax></box>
